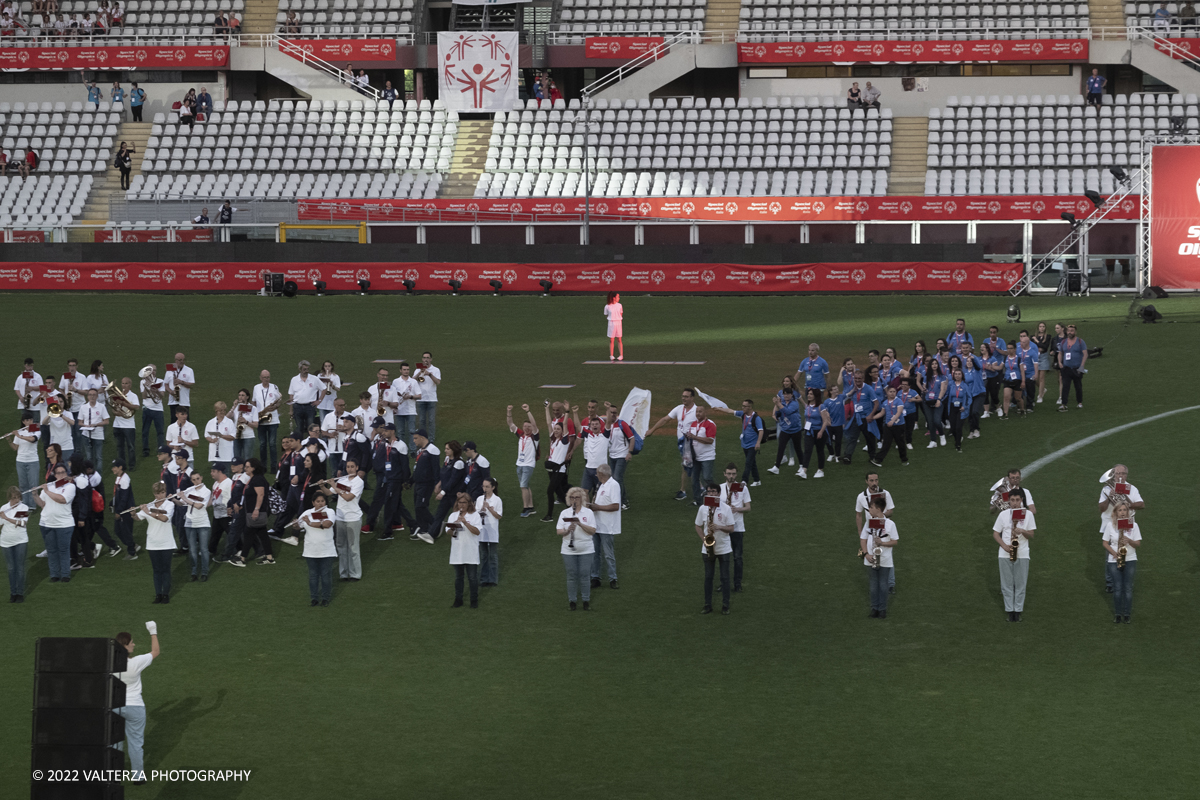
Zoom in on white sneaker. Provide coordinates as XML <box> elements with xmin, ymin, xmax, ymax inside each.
<box><xmin>767</xmin><ymin>466</ymin><xmax>780</xmax><ymax>475</ymax></box>
<box><xmin>750</xmin><ymin>481</ymin><xmax>762</xmax><ymax>487</ymax></box>
<box><xmin>36</xmin><ymin>550</ymin><xmax>47</xmax><ymax>558</ymax></box>
<box><xmin>788</xmin><ymin>457</ymin><xmax>796</xmax><ymax>467</ymax></box>
<box><xmin>862</xmin><ymin>445</ymin><xmax>869</xmax><ymax>452</ymax></box>
<box><xmin>94</xmin><ymin>543</ymin><xmax>102</xmax><ymax>559</ymax></box>
<box><xmin>939</xmin><ymin>435</ymin><xmax>947</xmax><ymax>446</ymax></box>
<box><xmin>796</xmin><ymin>468</ymin><xmax>807</xmax><ymax>479</ymax></box>
<box><xmin>981</xmin><ymin>411</ymin><xmax>991</xmax><ymax>419</ymax></box>
<box><xmin>1037</xmin><ymin>396</ymin><xmax>1044</xmax><ymax>404</ymax></box>
<box><xmin>281</xmin><ymin>535</ymin><xmax>299</xmax><ymax>546</ymax></box>
<box><xmin>968</xmin><ymin>430</ymin><xmax>980</xmax><ymax>439</ymax></box>
<box><xmin>927</xmin><ymin>441</ymin><xmax>938</xmax><ymax>449</ymax></box>
<box><xmin>813</xmin><ymin>469</ymin><xmax>824</xmax><ymax>478</ymax></box>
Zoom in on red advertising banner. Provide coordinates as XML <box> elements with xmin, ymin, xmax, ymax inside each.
<box><xmin>299</xmin><ymin>195</ymin><xmax>1140</xmax><ymax>223</ymax></box>
<box><xmin>0</xmin><ymin>261</ymin><xmax>1021</xmax><ymax>293</ymax></box>
<box><xmin>1149</xmin><ymin>144</ymin><xmax>1200</xmax><ymax>289</ymax></box>
<box><xmin>10</xmin><ymin>230</ymin><xmax>45</xmax><ymax>242</ymax></box>
<box><xmin>0</xmin><ymin>45</ymin><xmax>228</xmax><ymax>70</ymax></box>
<box><xmin>1155</xmin><ymin>38</ymin><xmax>1200</xmax><ymax>60</ymax></box>
<box><xmin>738</xmin><ymin>38</ymin><xmax>1088</xmax><ymax>63</ymax></box>
<box><xmin>280</xmin><ymin>39</ymin><xmax>398</xmax><ymax>62</ymax></box>
<box><xmin>584</xmin><ymin>37</ymin><xmax>665</xmax><ymax>60</ymax></box>
<box><xmin>93</xmin><ymin>229</ymin><xmax>215</xmax><ymax>243</ymax></box>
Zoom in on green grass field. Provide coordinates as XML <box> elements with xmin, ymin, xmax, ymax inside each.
<box><xmin>2</xmin><ymin>292</ymin><xmax>1199</xmax><ymax>800</ymax></box>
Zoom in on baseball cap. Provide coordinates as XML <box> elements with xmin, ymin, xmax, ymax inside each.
<box><xmin>414</xmin><ymin>428</ymin><xmax>429</xmax><ymax>439</ymax></box>
<box><xmin>383</xmin><ymin>422</ymin><xmax>396</xmax><ymax>431</ymax></box>
<box><xmin>157</xmin><ymin>445</ymin><xmax>172</xmax><ymax>454</ymax></box>
<box><xmin>111</xmin><ymin>458</ymin><xmax>126</xmax><ymax>468</ymax></box>
<box><xmin>463</xmin><ymin>440</ymin><xmax>477</xmax><ymax>451</ymax></box>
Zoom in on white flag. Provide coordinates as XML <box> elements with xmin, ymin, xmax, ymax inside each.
<box><xmin>693</xmin><ymin>387</ymin><xmax>728</xmax><ymax>410</ymax></box>
<box><xmin>437</xmin><ymin>31</ymin><xmax>518</xmax><ymax>113</ymax></box>
<box><xmin>619</xmin><ymin>387</ymin><xmax>652</xmax><ymax>436</ymax></box>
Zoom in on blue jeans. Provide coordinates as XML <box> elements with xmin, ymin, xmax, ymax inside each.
<box><xmin>607</xmin><ymin>456</ymin><xmax>629</xmax><ymax>505</ymax></box>
<box><xmin>396</xmin><ymin>414</ymin><xmax>416</xmax><ymax>450</ymax></box>
<box><xmin>740</xmin><ymin>447</ymin><xmax>760</xmax><ymax>483</ymax></box>
<box><xmin>16</xmin><ymin>460</ymin><xmax>39</xmax><ymax>507</ymax></box>
<box><xmin>259</xmin><ymin>423</ymin><xmax>279</xmax><ymax>470</ymax></box>
<box><xmin>591</xmin><ymin>532</ymin><xmax>617</xmax><ymax>581</ymax></box>
<box><xmin>582</xmin><ymin>467</ymin><xmax>599</xmax><ymax>494</ymax></box>
<box><xmin>149</xmin><ymin>548</ymin><xmax>173</xmax><ymax>596</ymax></box>
<box><xmin>690</xmin><ymin>459</ymin><xmax>715</xmax><ymax>504</ymax></box>
<box><xmin>1108</xmin><ymin>561</ymin><xmax>1137</xmax><ymax>617</ymax></box>
<box><xmin>184</xmin><ymin>526</ymin><xmax>211</xmax><ymax>576</ymax></box>
<box><xmin>114</xmin><ymin>705</ymin><xmax>147</xmax><ymax>777</ymax></box>
<box><xmin>479</xmin><ymin>541</ymin><xmax>499</xmax><ymax>584</ymax></box>
<box><xmin>42</xmin><ymin>526</ymin><xmax>73</xmax><ymax>579</ymax></box>
<box><xmin>292</xmin><ymin>403</ymin><xmax>315</xmax><ymax>437</ymax></box>
<box><xmin>141</xmin><ymin>407</ymin><xmax>165</xmax><ymax>453</ymax></box>
<box><xmin>83</xmin><ymin>437</ymin><xmax>104</xmax><ymax>467</ymax></box>
<box><xmin>416</xmin><ymin>401</ymin><xmax>437</xmax><ymax>443</ymax></box>
<box><xmin>868</xmin><ymin>565</ymin><xmax>893</xmax><ymax>612</ymax></box>
<box><xmin>69</xmin><ymin>421</ymin><xmax>83</xmax><ymax>453</ymax></box>
<box><xmin>307</xmin><ymin>555</ymin><xmax>334</xmax><ymax>602</ymax></box>
<box><xmin>3</xmin><ymin>542</ymin><xmax>27</xmax><ymax>595</ymax></box>
<box><xmin>563</xmin><ymin>553</ymin><xmax>591</xmax><ymax>602</ymax></box>
<box><xmin>234</xmin><ymin>437</ymin><xmax>254</xmax><ymax>464</ymax></box>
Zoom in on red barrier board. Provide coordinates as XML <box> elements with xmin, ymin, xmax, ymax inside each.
<box><xmin>0</xmin><ymin>261</ymin><xmax>1021</xmax><ymax>293</ymax></box>
<box><xmin>584</xmin><ymin>37</ymin><xmax>665</xmax><ymax>60</ymax></box>
<box><xmin>93</xmin><ymin>229</ymin><xmax>215</xmax><ymax>243</ymax></box>
<box><xmin>299</xmin><ymin>195</ymin><xmax>1140</xmax><ymax>223</ymax></box>
<box><xmin>0</xmin><ymin>45</ymin><xmax>228</xmax><ymax>70</ymax></box>
<box><xmin>738</xmin><ymin>39</ymin><xmax>1088</xmax><ymax>63</ymax></box>
<box><xmin>1149</xmin><ymin>144</ymin><xmax>1200</xmax><ymax>289</ymax></box>
<box><xmin>10</xmin><ymin>230</ymin><xmax>45</xmax><ymax>242</ymax></box>
<box><xmin>280</xmin><ymin>38</ymin><xmax>398</xmax><ymax>62</ymax></box>
<box><xmin>1155</xmin><ymin>38</ymin><xmax>1200</xmax><ymax>60</ymax></box>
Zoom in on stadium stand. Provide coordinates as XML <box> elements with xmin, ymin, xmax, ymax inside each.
<box><xmin>555</xmin><ymin>0</ymin><xmax>708</xmax><ymax>36</ymax></box>
<box><xmin>273</xmin><ymin>0</ymin><xmax>416</xmax><ymax>36</ymax></box>
<box><xmin>923</xmin><ymin>92</ymin><xmax>1191</xmax><ymax>195</ymax></box>
<box><xmin>126</xmin><ymin>97</ymin><xmax>453</xmax><ymax>200</ymax></box>
<box><xmin>7</xmin><ymin>0</ymin><xmax>242</xmax><ymax>41</ymax></box>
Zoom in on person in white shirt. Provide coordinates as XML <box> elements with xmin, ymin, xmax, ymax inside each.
<box><xmin>34</xmin><ymin>463</ymin><xmax>76</xmax><ymax>582</ymax></box>
<box><xmin>1098</xmin><ymin>464</ymin><xmax>1145</xmax><ymax>593</ymax></box>
<box><xmin>112</xmin><ymin>377</ymin><xmax>140</xmax><ymax>470</ymax></box>
<box><xmin>392</xmin><ymin>362</ymin><xmax>420</xmax><ymax>450</ymax></box>
<box><xmin>604</xmin><ymin>407</ymin><xmax>636</xmax><ymax>510</ymax></box>
<box><xmin>573</xmin><ymin>407</ymin><xmax>610</xmax><ymax>494</ymax></box>
<box><xmin>139</xmin><ymin>364</ymin><xmax>167</xmax><ymax>457</ymax></box>
<box><xmin>84</xmin><ymin>359</ymin><xmax>110</xmax><ymax>409</ymax></box>
<box><xmin>684</xmin><ymin>406</ymin><xmax>717</xmax><ymax>506</ymax></box>
<box><xmin>78</xmin><ymin>388</ymin><xmax>111</xmax><ymax>468</ymax></box>
<box><xmin>165</xmin><ymin>408</ymin><xmax>200</xmax><ymax>467</ymax></box>
<box><xmin>588</xmin><ymin>463</ymin><xmax>621</xmax><ymax>589</ymax></box>
<box><xmin>506</xmin><ymin>403</ymin><xmax>539</xmax><ymax>517</ymax></box>
<box><xmin>207</xmin><ymin>463</ymin><xmax>232</xmax><ymax>560</ymax></box>
<box><xmin>320</xmin><ymin>398</ymin><xmax>349</xmax><ymax>476</ymax></box>
<box><xmin>315</xmin><ymin>360</ymin><xmax>342</xmax><ymax>418</ymax></box>
<box><xmin>14</xmin><ymin>357</ymin><xmax>46</xmax><ymax>421</ymax></box>
<box><xmin>40</xmin><ymin>403</ymin><xmax>76</xmax><ymax>464</ymax></box>
<box><xmin>720</xmin><ymin>463</ymin><xmax>751</xmax><ymax>593</ymax></box>
<box><xmin>331</xmin><ymin>460</ymin><xmax>365</xmax><ymax>580</ymax></box>
<box><xmin>604</xmin><ymin>291</ymin><xmax>624</xmax><ymax>361</ymax></box>
<box><xmin>60</xmin><ymin>359</ymin><xmax>89</xmax><ymax>451</ymax></box>
<box><xmin>475</xmin><ymin>478</ymin><xmax>503</xmax><ymax>586</ymax></box>
<box><xmin>646</xmin><ymin>388</ymin><xmax>699</xmax><ymax>501</ymax></box>
<box><xmin>1</xmin><ymin>486</ymin><xmax>31</xmax><ymax>601</ymax></box>
<box><xmin>300</xmin><ymin>493</ymin><xmax>337</xmax><ymax>606</ymax></box>
<box><xmin>232</xmin><ymin>389</ymin><xmax>258</xmax><ymax>465</ymax></box>
<box><xmin>367</xmin><ymin>367</ymin><xmax>397</xmax><ymax>427</ymax></box>
<box><xmin>174</xmin><ymin>471</ymin><xmax>211</xmax><ymax>582</ymax></box>
<box><xmin>349</xmin><ymin>392</ymin><xmax>377</xmax><ymax>442</ymax></box>
<box><xmin>540</xmin><ymin>422</ymin><xmax>571</xmax><ymax>523</ymax></box>
<box><xmin>415</xmin><ymin>351</ymin><xmax>441</xmax><ymax>443</ymax></box>
<box><xmin>446</xmin><ymin>492</ymin><xmax>482</xmax><ymax>608</ymax></box>
<box><xmin>288</xmin><ymin>359</ymin><xmax>325</xmax><ymax>437</ymax></box>
<box><xmin>695</xmin><ymin>483</ymin><xmax>736</xmax><ymax>615</ymax></box>
<box><xmin>136</xmin><ymin>482</ymin><xmax>176</xmax><ymax>602</ymax></box>
<box><xmin>165</xmin><ymin>352</ymin><xmax>195</xmax><ymax>418</ymax></box>
<box><xmin>11</xmin><ymin>413</ymin><xmax>40</xmax><ymax>506</ymax></box>
<box><xmin>557</xmin><ymin>486</ymin><xmax>597</xmax><ymax>610</ymax></box>
<box><xmin>991</xmin><ymin>491</ymin><xmax>1036</xmax><ymax>622</ymax></box>
<box><xmin>203</xmin><ymin>401</ymin><xmax>236</xmax><ymax>470</ymax></box>
<box><xmin>113</xmin><ymin>621</ymin><xmax>160</xmax><ymax>783</ymax></box>
<box><xmin>854</xmin><ymin>472</ymin><xmax>897</xmax><ymax>593</ymax></box>
<box><xmin>1102</xmin><ymin>500</ymin><xmax>1141</xmax><ymax>623</ymax></box>
<box><xmin>253</xmin><ymin>371</ymin><xmax>283</xmax><ymax>470</ymax></box>
<box><xmin>861</xmin><ymin>496</ymin><xmax>899</xmax><ymax>619</ymax></box>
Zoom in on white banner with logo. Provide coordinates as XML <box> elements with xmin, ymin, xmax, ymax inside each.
<box><xmin>437</xmin><ymin>31</ymin><xmax>519</xmax><ymax>112</ymax></box>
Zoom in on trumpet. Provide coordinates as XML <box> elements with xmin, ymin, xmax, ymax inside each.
<box><xmin>105</xmin><ymin>381</ymin><xmax>134</xmax><ymax>419</ymax></box>
<box><xmin>47</xmin><ymin>402</ymin><xmax>63</xmax><ymax>418</ymax></box>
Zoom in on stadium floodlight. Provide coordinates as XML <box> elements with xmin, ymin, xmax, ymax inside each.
<box><xmin>448</xmin><ymin>279</ymin><xmax>462</xmax><ymax>295</ymax></box>
<box><xmin>1007</xmin><ymin>304</ymin><xmax>1021</xmax><ymax>323</ymax></box>
<box><xmin>402</xmin><ymin>279</ymin><xmax>416</xmax><ymax>294</ymax></box>
<box><xmin>357</xmin><ymin>279</ymin><xmax>371</xmax><ymax>295</ymax></box>
<box><xmin>540</xmin><ymin>279</ymin><xmax>553</xmax><ymax>296</ymax></box>
<box><xmin>1084</xmin><ymin>190</ymin><xmax>1103</xmax><ymax>208</ymax></box>
<box><xmin>313</xmin><ymin>280</ymin><xmax>327</xmax><ymax>296</ymax></box>
<box><xmin>489</xmin><ymin>279</ymin><xmax>503</xmax><ymax>295</ymax></box>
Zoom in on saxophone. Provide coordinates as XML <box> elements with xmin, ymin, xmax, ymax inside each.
<box><xmin>376</xmin><ymin>381</ymin><xmax>388</xmax><ymax>416</ymax></box>
<box><xmin>1117</xmin><ymin>535</ymin><xmax>1128</xmax><ymax>569</ymax></box>
<box><xmin>703</xmin><ymin>505</ymin><xmax>717</xmax><ymax>556</ymax></box>
<box><xmin>872</xmin><ymin>534</ymin><xmax>883</xmax><ymax>569</ymax></box>
<box><xmin>1009</xmin><ymin>515</ymin><xmax>1022</xmax><ymax>563</ymax></box>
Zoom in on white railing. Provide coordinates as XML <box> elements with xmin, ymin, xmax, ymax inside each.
<box><xmin>580</xmin><ymin>31</ymin><xmax>694</xmax><ymax>100</ymax></box>
<box><xmin>545</xmin><ymin>29</ymin><xmax>739</xmax><ymax>45</ymax></box>
<box><xmin>244</xmin><ymin>31</ymin><xmax>416</xmax><ymax>46</ymax></box>
<box><xmin>270</xmin><ymin>34</ymin><xmax>382</xmax><ymax>100</ymax></box>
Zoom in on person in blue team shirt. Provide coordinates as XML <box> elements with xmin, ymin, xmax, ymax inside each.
<box><xmin>819</xmin><ymin>385</ymin><xmax>846</xmax><ymax>465</ymax></box>
<box><xmin>864</xmin><ymin>364</ymin><xmax>885</xmax><ymax>397</ymax></box>
<box><xmin>713</xmin><ymin>399</ymin><xmax>764</xmax><ymax>486</ymax></box>
<box><xmin>982</xmin><ymin>326</ymin><xmax>1007</xmax><ymax>362</ymax></box>
<box><xmin>1000</xmin><ymin>341</ymin><xmax>1026</xmax><ymax>417</ymax></box>
<box><xmin>767</xmin><ymin>389</ymin><xmax>803</xmax><ymax>476</ymax></box>
<box><xmin>837</xmin><ymin>358</ymin><xmax>856</xmax><ymax>394</ymax></box>
<box><xmin>794</xmin><ymin>343</ymin><xmax>830</xmax><ymax>393</ymax></box>
<box><xmin>798</xmin><ymin>388</ymin><xmax>830</xmax><ymax>479</ymax></box>
<box><xmin>947</xmin><ymin>318</ymin><xmax>974</xmax><ymax>353</ymax></box>
<box><xmin>841</xmin><ymin>369</ymin><xmax>880</xmax><ymax>466</ymax></box>
<box><xmin>959</xmin><ymin>343</ymin><xmax>986</xmax><ymax>440</ymax></box>
<box><xmin>1057</xmin><ymin>323</ymin><xmax>1088</xmax><ymax>411</ymax></box>
<box><xmin>1085</xmin><ymin>68</ymin><xmax>1107</xmax><ymax>109</ymax></box>
<box><xmin>87</xmin><ymin>81</ymin><xmax>103</xmax><ymax>110</ymax></box>
<box><xmin>946</xmin><ymin>368</ymin><xmax>971</xmax><ymax>453</ymax></box>
<box><xmin>919</xmin><ymin>359</ymin><xmax>947</xmax><ymax>448</ymax></box>
<box><xmin>932</xmin><ymin>338</ymin><xmax>952</xmax><ymax>376</ymax></box>
<box><xmin>878</xmin><ymin>354</ymin><xmax>903</xmax><ymax>388</ymax></box>
<box><xmin>775</xmin><ymin>376</ymin><xmax>802</xmax><ymax>467</ymax></box>
<box><xmin>1016</xmin><ymin>330</ymin><xmax>1040</xmax><ymax>411</ymax></box>
<box><xmin>909</xmin><ymin>340</ymin><xmax>929</xmax><ymax>369</ymax></box>
<box><xmin>897</xmin><ymin>377</ymin><xmax>919</xmax><ymax>451</ymax></box>
<box><xmin>875</xmin><ymin>385</ymin><xmax>910</xmax><ymax>466</ymax></box>
<box><xmin>980</xmin><ymin>342</ymin><xmax>1004</xmax><ymax>419</ymax></box>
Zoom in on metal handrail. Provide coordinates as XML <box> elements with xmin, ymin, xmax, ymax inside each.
<box><xmin>251</xmin><ymin>31</ymin><xmax>417</xmax><ymax>45</ymax></box>
<box><xmin>580</xmin><ymin>31</ymin><xmax>694</xmax><ymax>100</ymax></box>
<box><xmin>271</xmin><ymin>34</ymin><xmax>382</xmax><ymax>100</ymax></box>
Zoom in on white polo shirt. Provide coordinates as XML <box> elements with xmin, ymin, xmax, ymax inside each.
<box><xmin>182</xmin><ymin>483</ymin><xmax>211</xmax><ymax>528</ymax></box>
<box><xmin>140</xmin><ymin>376</ymin><xmax>165</xmax><ymax>412</ymax></box>
<box><xmin>593</xmin><ymin>478</ymin><xmax>622</xmax><ymax>534</ymax></box>
<box><xmin>448</xmin><ymin>510</ymin><xmax>482</xmax><ymax>564</ymax></box>
<box><xmin>393</xmin><ymin>376</ymin><xmax>419</xmax><ymax>416</ymax></box>
<box><xmin>694</xmin><ymin>502</ymin><xmax>734</xmax><ymax>555</ymax></box>
<box><xmin>40</xmin><ymin>411</ymin><xmax>74</xmax><ymax>450</ymax></box>
<box><xmin>79</xmin><ymin>402</ymin><xmax>110</xmax><ymax>441</ymax></box>
<box><xmin>14</xmin><ymin>370</ymin><xmax>46</xmax><ymax>412</ymax></box>
<box><xmin>686</xmin><ymin>419</ymin><xmax>717</xmax><ymax>462</ymax></box>
<box><xmin>114</xmin><ymin>391</ymin><xmax>139</xmax><ymax>430</ymax></box>
<box><xmin>300</xmin><ymin>508</ymin><xmax>337</xmax><ymax>557</ymax></box>
<box><xmin>1099</xmin><ymin>483</ymin><xmax>1142</xmax><ymax>532</ymax></box>
<box><xmin>253</xmin><ymin>383</ymin><xmax>282</xmax><ymax>426</ymax></box>
<box><xmin>114</xmin><ymin>653</ymin><xmax>154</xmax><ymax>707</ymax></box>
<box><xmin>334</xmin><ymin>475</ymin><xmax>364</xmax><ymax>523</ymax></box>
<box><xmin>415</xmin><ymin>364</ymin><xmax>440</xmax><ymax>402</ymax></box>
<box><xmin>860</xmin><ymin>518</ymin><xmax>899</xmax><ymax>568</ymax></box>
<box><xmin>720</xmin><ymin>481</ymin><xmax>751</xmax><ymax>533</ymax></box>
<box><xmin>166</xmin><ymin>420</ymin><xmax>199</xmax><ymax>459</ymax></box>
<box><xmin>167</xmin><ymin>365</ymin><xmax>195</xmax><ymax>406</ymax></box>
<box><xmin>557</xmin><ymin>506</ymin><xmax>596</xmax><ymax>555</ymax></box>
<box><xmin>205</xmin><ymin>416</ymin><xmax>236</xmax><ymax>462</ymax></box>
<box><xmin>316</xmin><ymin>373</ymin><xmax>342</xmax><ymax>412</ymax></box>
<box><xmin>475</xmin><ymin>495</ymin><xmax>503</xmax><ymax>543</ymax></box>
<box><xmin>289</xmin><ymin>373</ymin><xmax>322</xmax><ymax>405</ymax></box>
<box><xmin>993</xmin><ymin>508</ymin><xmax>1036</xmax><ymax>559</ymax></box>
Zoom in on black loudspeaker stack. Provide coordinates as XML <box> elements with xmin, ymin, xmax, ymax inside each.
<box><xmin>31</xmin><ymin>638</ymin><xmax>129</xmax><ymax>800</ymax></box>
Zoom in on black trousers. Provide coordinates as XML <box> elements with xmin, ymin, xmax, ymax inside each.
<box><xmin>453</xmin><ymin>563</ymin><xmax>479</xmax><ymax>604</ymax></box>
<box><xmin>429</xmin><ymin>491</ymin><xmax>458</xmax><ymax>538</ymax></box>
<box><xmin>801</xmin><ymin>432</ymin><xmax>826</xmax><ymax>470</ymax></box>
<box><xmin>113</xmin><ymin>512</ymin><xmax>136</xmax><ymax>550</ymax></box>
<box><xmin>413</xmin><ymin>481</ymin><xmax>435</xmax><ymax>532</ymax></box>
<box><xmin>879</xmin><ymin>424</ymin><xmax>909</xmax><ymax>463</ymax></box>
<box><xmin>903</xmin><ymin>412</ymin><xmax>917</xmax><ymax>446</ymax></box>
<box><xmin>703</xmin><ymin>553</ymin><xmax>731</xmax><ymax>610</ymax></box>
<box><xmin>1060</xmin><ymin>367</ymin><xmax>1084</xmax><ymax>404</ymax></box>
<box><xmin>545</xmin><ymin>471</ymin><xmax>568</xmax><ymax>517</ymax></box>
<box><xmin>243</xmin><ymin>523</ymin><xmax>272</xmax><ymax>558</ymax></box>
<box><xmin>986</xmin><ymin>376</ymin><xmax>1002</xmax><ymax>408</ymax></box>
<box><xmin>774</xmin><ymin>430</ymin><xmax>803</xmax><ymax>468</ymax></box>
<box><xmin>824</xmin><ymin>424</ymin><xmax>843</xmax><ymax>461</ymax></box>
<box><xmin>384</xmin><ymin>482</ymin><xmax>416</xmax><ymax>529</ymax></box>
<box><xmin>208</xmin><ymin>517</ymin><xmax>230</xmax><ymax>555</ymax></box>
<box><xmin>949</xmin><ymin>412</ymin><xmax>965</xmax><ymax>447</ymax></box>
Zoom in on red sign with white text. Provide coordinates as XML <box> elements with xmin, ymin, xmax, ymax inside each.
<box><xmin>0</xmin><ymin>261</ymin><xmax>1021</xmax><ymax>293</ymax></box>
<box><xmin>93</xmin><ymin>229</ymin><xmax>215</xmax><ymax>243</ymax></box>
<box><xmin>738</xmin><ymin>39</ymin><xmax>1088</xmax><ymax>63</ymax></box>
<box><xmin>584</xmin><ymin>37</ymin><xmax>665</xmax><ymax>60</ymax></box>
<box><xmin>280</xmin><ymin>39</ymin><xmax>397</xmax><ymax>62</ymax></box>
<box><xmin>10</xmin><ymin>230</ymin><xmax>45</xmax><ymax>242</ymax></box>
<box><xmin>1149</xmin><ymin>144</ymin><xmax>1200</xmax><ymax>289</ymax></box>
<box><xmin>1155</xmin><ymin>38</ymin><xmax>1200</xmax><ymax>60</ymax></box>
<box><xmin>0</xmin><ymin>46</ymin><xmax>228</xmax><ymax>70</ymax></box>
<box><xmin>298</xmin><ymin>195</ymin><xmax>1140</xmax><ymax>223</ymax></box>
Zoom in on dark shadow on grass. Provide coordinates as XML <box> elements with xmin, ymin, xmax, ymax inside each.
<box><xmin>1078</xmin><ymin>514</ymin><xmax>1113</xmax><ymax>614</ymax></box>
<box><xmin>146</xmin><ymin>690</ymin><xmax>248</xmax><ymax>799</ymax></box>
<box><xmin>1181</xmin><ymin>515</ymin><xmax>1200</xmax><ymax>575</ymax></box>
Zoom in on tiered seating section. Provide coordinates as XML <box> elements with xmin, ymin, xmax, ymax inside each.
<box><xmin>476</xmin><ymin>96</ymin><xmax>891</xmax><ymax>198</ymax></box>
<box><xmin>1</xmin><ymin>101</ymin><xmax>115</xmax><ymax>174</ymax></box>
<box><xmin>924</xmin><ymin>92</ymin><xmax>1191</xmax><ymax>195</ymax></box>
<box><xmin>128</xmin><ymin>98</ymin><xmax>452</xmax><ymax>200</ymax></box>
<box><xmin>739</xmin><ymin>0</ymin><xmax>1090</xmax><ymax>40</ymax></box>
<box><xmin>275</xmin><ymin>0</ymin><xmax>415</xmax><ymax>36</ymax></box>
<box><xmin>554</xmin><ymin>0</ymin><xmax>706</xmax><ymax>37</ymax></box>
<box><xmin>9</xmin><ymin>0</ymin><xmax>242</xmax><ymax>41</ymax></box>
<box><xmin>1125</xmin><ymin>2</ymin><xmax>1200</xmax><ymax>30</ymax></box>
<box><xmin>118</xmin><ymin>0</ymin><xmax>242</xmax><ymax>32</ymax></box>
<box><xmin>0</xmin><ymin>174</ymin><xmax>92</xmax><ymax>228</ymax></box>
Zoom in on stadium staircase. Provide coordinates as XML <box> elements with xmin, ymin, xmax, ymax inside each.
<box><xmin>440</xmin><ymin>119</ymin><xmax>493</xmax><ymax>198</ymax></box>
<box><xmin>70</xmin><ymin>121</ymin><xmax>153</xmax><ymax>241</ymax></box>
<box><xmin>887</xmin><ymin>117</ymin><xmax>929</xmax><ymax>195</ymax></box>
<box><xmin>1089</xmin><ymin>0</ymin><xmax>1127</xmax><ymax>38</ymax></box>
<box><xmin>242</xmin><ymin>0</ymin><xmax>283</xmax><ymax>35</ymax></box>
<box><xmin>705</xmin><ymin>0</ymin><xmax>743</xmax><ymax>34</ymax></box>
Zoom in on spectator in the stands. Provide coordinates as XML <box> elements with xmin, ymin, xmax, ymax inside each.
<box><xmin>342</xmin><ymin>63</ymin><xmax>354</xmax><ymax>85</ymax></box>
<box><xmin>69</xmin><ymin>11</ymin><xmax>83</xmax><ymax>36</ymax></box>
<box><xmin>382</xmin><ymin>80</ymin><xmax>398</xmax><ymax>110</ymax></box>
<box><xmin>282</xmin><ymin>9</ymin><xmax>299</xmax><ymax>33</ymax></box>
<box><xmin>213</xmin><ymin>9</ymin><xmax>227</xmax><ymax>34</ymax></box>
<box><xmin>79</xmin><ymin>10</ymin><xmax>93</xmax><ymax>35</ymax></box>
<box><xmin>0</xmin><ymin>151</ymin><xmax>9</xmax><ymax>176</ymax></box>
<box><xmin>130</xmin><ymin>82</ymin><xmax>145</xmax><ymax>122</ymax></box>
<box><xmin>95</xmin><ymin>0</ymin><xmax>109</xmax><ymax>33</ymax></box>
<box><xmin>355</xmin><ymin>70</ymin><xmax>370</xmax><ymax>94</ymax></box>
<box><xmin>228</xmin><ymin>13</ymin><xmax>240</xmax><ymax>33</ymax></box>
<box><xmin>532</xmin><ymin>78</ymin><xmax>544</xmax><ymax>105</ymax></box>
<box><xmin>1086</xmin><ymin>69</ymin><xmax>1106</xmax><ymax>109</ymax></box>
<box><xmin>1182</xmin><ymin>1</ymin><xmax>1197</xmax><ymax>27</ymax></box>
<box><xmin>847</xmin><ymin>82</ymin><xmax>862</xmax><ymax>108</ymax></box>
<box><xmin>863</xmin><ymin>82</ymin><xmax>881</xmax><ymax>109</ymax></box>
<box><xmin>197</xmin><ymin>86</ymin><xmax>213</xmax><ymax>120</ymax></box>
<box><xmin>179</xmin><ymin>93</ymin><xmax>195</xmax><ymax>130</ymax></box>
<box><xmin>193</xmin><ymin>207</ymin><xmax>210</xmax><ymax>226</ymax></box>
<box><xmin>549</xmin><ymin>80</ymin><xmax>563</xmax><ymax>104</ymax></box>
<box><xmin>111</xmin><ymin>81</ymin><xmax>125</xmax><ymax>119</ymax></box>
<box><xmin>87</xmin><ymin>81</ymin><xmax>102</xmax><ymax>110</ymax></box>
<box><xmin>1154</xmin><ymin>2</ymin><xmax>1172</xmax><ymax>29</ymax></box>
<box><xmin>53</xmin><ymin>12</ymin><xmax>67</xmax><ymax>36</ymax></box>
<box><xmin>115</xmin><ymin>142</ymin><xmax>132</xmax><ymax>190</ymax></box>
<box><xmin>32</xmin><ymin>0</ymin><xmax>44</xmax><ymax>14</ymax></box>
<box><xmin>110</xmin><ymin>0</ymin><xmax>122</xmax><ymax>27</ymax></box>
<box><xmin>18</xmin><ymin>146</ymin><xmax>38</xmax><ymax>178</ymax></box>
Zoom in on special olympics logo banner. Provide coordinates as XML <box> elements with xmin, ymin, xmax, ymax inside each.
<box><xmin>584</xmin><ymin>37</ymin><xmax>665</xmax><ymax>60</ymax></box>
<box><xmin>1149</xmin><ymin>144</ymin><xmax>1200</xmax><ymax>289</ymax></box>
<box><xmin>0</xmin><ymin>45</ymin><xmax>228</xmax><ymax>70</ymax></box>
<box><xmin>438</xmin><ymin>31</ymin><xmax>518</xmax><ymax>113</ymax></box>
<box><xmin>280</xmin><ymin>39</ymin><xmax>397</xmax><ymax>62</ymax></box>
<box><xmin>737</xmin><ymin>38</ymin><xmax>1087</xmax><ymax>64</ymax></box>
